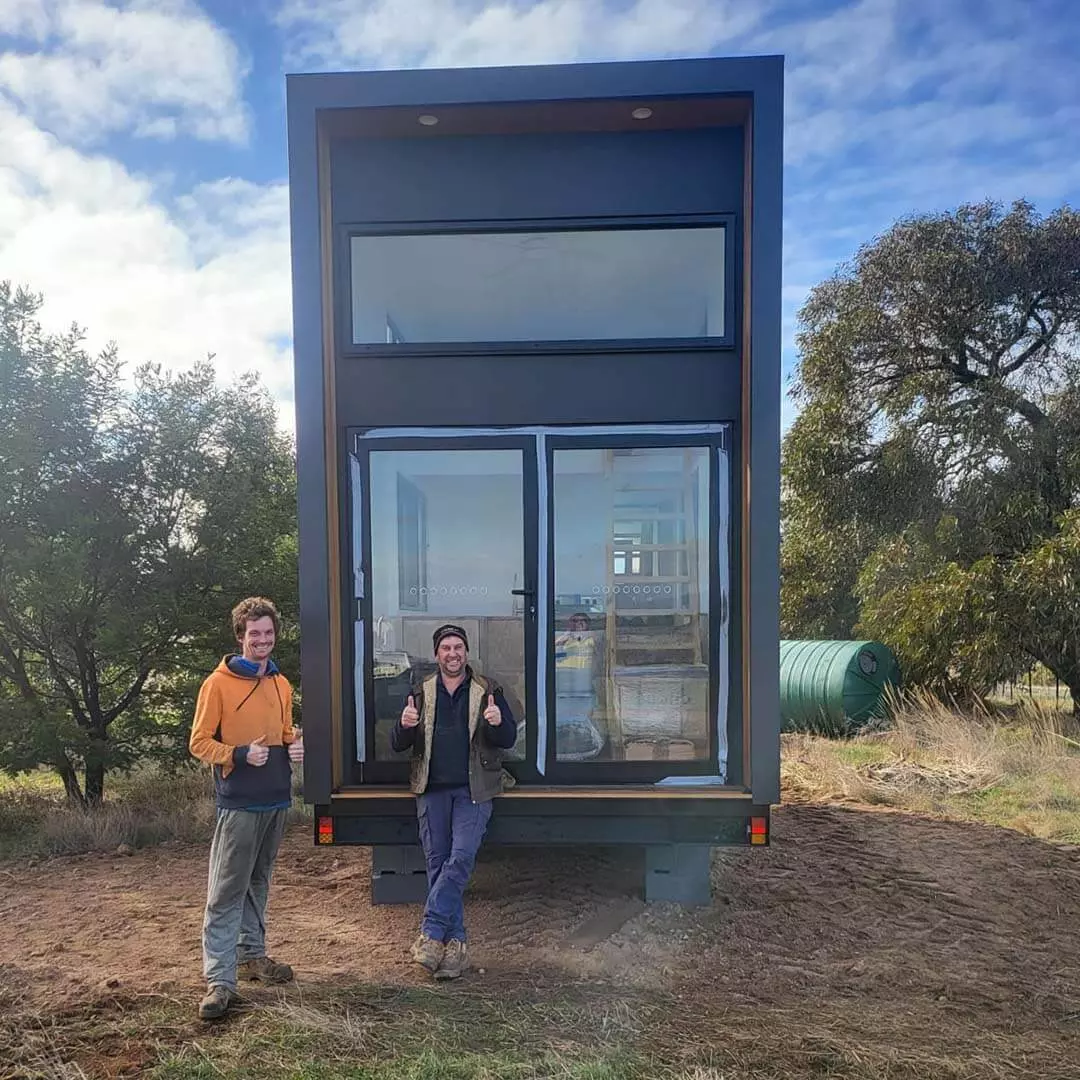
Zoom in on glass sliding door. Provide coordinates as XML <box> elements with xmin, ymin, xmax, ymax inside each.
<box><xmin>550</xmin><ymin>441</ymin><xmax>722</xmax><ymax>778</ymax></box>
<box><xmin>350</xmin><ymin>426</ymin><xmax>729</xmax><ymax>787</ymax></box>
<box><xmin>364</xmin><ymin>446</ymin><xmax>530</xmax><ymax>770</ymax></box>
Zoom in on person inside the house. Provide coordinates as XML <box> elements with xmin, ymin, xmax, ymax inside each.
<box><xmin>188</xmin><ymin>596</ymin><xmax>303</xmax><ymax>1020</ymax></box>
<box><xmin>392</xmin><ymin>623</ymin><xmax>516</xmax><ymax>979</ymax></box>
<box><xmin>555</xmin><ymin>611</ymin><xmax>596</xmax><ymax>659</ymax></box>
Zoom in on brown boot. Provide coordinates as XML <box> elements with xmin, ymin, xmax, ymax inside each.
<box><xmin>198</xmin><ymin>984</ymin><xmax>238</xmax><ymax>1021</ymax></box>
<box><xmin>411</xmin><ymin>934</ymin><xmax>444</xmax><ymax>974</ymax></box>
<box><xmin>238</xmin><ymin>956</ymin><xmax>294</xmax><ymax>984</ymax></box>
<box><xmin>434</xmin><ymin>939</ymin><xmax>467</xmax><ymax>980</ymax></box>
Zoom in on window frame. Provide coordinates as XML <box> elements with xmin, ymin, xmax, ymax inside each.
<box><xmin>337</xmin><ymin>213</ymin><xmax>737</xmax><ymax>356</ymax></box>
<box><xmin>349</xmin><ymin>435</ymin><xmax>542</xmax><ymax>787</ymax></box>
<box><xmin>346</xmin><ymin>425</ymin><xmax>738</xmax><ymax>789</ymax></box>
<box><xmin>543</xmin><ymin>431</ymin><xmax>731</xmax><ymax>785</ymax></box>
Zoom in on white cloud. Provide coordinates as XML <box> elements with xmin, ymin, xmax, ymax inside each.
<box><xmin>0</xmin><ymin>0</ymin><xmax>249</xmax><ymax>145</ymax></box>
<box><xmin>725</xmin><ymin>0</ymin><xmax>1064</xmax><ymax>170</ymax></box>
<box><xmin>278</xmin><ymin>0</ymin><xmax>761</xmax><ymax>69</ymax></box>
<box><xmin>0</xmin><ymin>0</ymin><xmax>50</xmax><ymax>39</ymax></box>
<box><xmin>0</xmin><ymin>100</ymin><xmax>294</xmax><ymax>418</ymax></box>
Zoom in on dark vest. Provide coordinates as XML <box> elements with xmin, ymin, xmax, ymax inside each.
<box><xmin>407</xmin><ymin>669</ymin><xmax>509</xmax><ymax>803</ymax></box>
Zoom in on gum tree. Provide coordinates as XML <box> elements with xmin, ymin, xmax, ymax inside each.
<box><xmin>0</xmin><ymin>284</ymin><xmax>298</xmax><ymax>803</ymax></box>
<box><xmin>782</xmin><ymin>201</ymin><xmax>1080</xmax><ymax>712</ymax></box>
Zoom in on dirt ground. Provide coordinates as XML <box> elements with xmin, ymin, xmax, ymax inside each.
<box><xmin>2</xmin><ymin>802</ymin><xmax>1079</xmax><ymax>1078</ymax></box>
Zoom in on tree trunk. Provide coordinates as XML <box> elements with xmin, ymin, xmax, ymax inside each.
<box><xmin>1030</xmin><ymin>645</ymin><xmax>1080</xmax><ymax>723</ymax></box>
<box><xmin>83</xmin><ymin>724</ymin><xmax>108</xmax><ymax>806</ymax></box>
<box><xmin>54</xmin><ymin>758</ymin><xmax>86</xmax><ymax>806</ymax></box>
<box><xmin>84</xmin><ymin>760</ymin><xmax>105</xmax><ymax>805</ymax></box>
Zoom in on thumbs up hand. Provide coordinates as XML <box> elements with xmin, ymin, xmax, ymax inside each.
<box><xmin>401</xmin><ymin>695</ymin><xmax>420</xmax><ymax>728</ymax></box>
<box><xmin>288</xmin><ymin>734</ymin><xmax>304</xmax><ymax>763</ymax></box>
<box><xmin>247</xmin><ymin>735</ymin><xmax>269</xmax><ymax>767</ymax></box>
<box><xmin>483</xmin><ymin>693</ymin><xmax>502</xmax><ymax>726</ymax></box>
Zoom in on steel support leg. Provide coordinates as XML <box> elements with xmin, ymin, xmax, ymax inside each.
<box><xmin>644</xmin><ymin>844</ymin><xmax>712</xmax><ymax>905</ymax></box>
<box><xmin>371</xmin><ymin>844</ymin><xmax>428</xmax><ymax>905</ymax></box>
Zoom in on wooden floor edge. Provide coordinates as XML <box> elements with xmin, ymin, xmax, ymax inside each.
<box><xmin>327</xmin><ymin>787</ymin><xmax>755</xmax><ymax>801</ymax></box>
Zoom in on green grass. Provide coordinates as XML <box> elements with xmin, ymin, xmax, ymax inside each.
<box><xmin>148</xmin><ymin>987</ymin><xmax>651</xmax><ymax>1080</ymax></box>
<box><xmin>950</xmin><ymin>779</ymin><xmax>1080</xmax><ymax>843</ymax></box>
<box><xmin>152</xmin><ymin>1050</ymin><xmax>644</xmax><ymax>1080</ymax></box>
<box><xmin>830</xmin><ymin>742</ymin><xmax>893</xmax><ymax>767</ymax></box>
<box><xmin>0</xmin><ymin>768</ymin><xmax>66</xmax><ymax>796</ymax></box>
<box><xmin>24</xmin><ymin>978</ymin><xmax>1078</xmax><ymax>1080</ymax></box>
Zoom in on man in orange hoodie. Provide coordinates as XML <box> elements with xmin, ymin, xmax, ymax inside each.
<box><xmin>189</xmin><ymin>596</ymin><xmax>303</xmax><ymax>1020</ymax></box>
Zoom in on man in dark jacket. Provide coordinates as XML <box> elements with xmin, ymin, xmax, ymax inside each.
<box><xmin>392</xmin><ymin>623</ymin><xmax>516</xmax><ymax>979</ymax></box>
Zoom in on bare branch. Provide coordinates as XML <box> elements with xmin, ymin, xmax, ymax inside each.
<box><xmin>999</xmin><ymin>332</ymin><xmax>1053</xmax><ymax>379</ymax></box>
<box><xmin>41</xmin><ymin>651</ymin><xmax>90</xmax><ymax>729</ymax></box>
<box><xmin>102</xmin><ymin>669</ymin><xmax>152</xmax><ymax>726</ymax></box>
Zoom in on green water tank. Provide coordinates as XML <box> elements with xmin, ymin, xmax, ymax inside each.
<box><xmin>779</xmin><ymin>640</ymin><xmax>901</xmax><ymax>731</ymax></box>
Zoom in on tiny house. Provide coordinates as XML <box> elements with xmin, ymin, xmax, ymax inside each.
<box><xmin>286</xmin><ymin>55</ymin><xmax>783</xmax><ymax>904</ymax></box>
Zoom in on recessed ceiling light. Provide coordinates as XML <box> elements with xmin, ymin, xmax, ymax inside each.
<box><xmin>631</xmin><ymin>107</ymin><xmax>653</xmax><ymax>120</ymax></box>
<box><xmin>418</xmin><ymin>114</ymin><xmax>439</xmax><ymax>126</ymax></box>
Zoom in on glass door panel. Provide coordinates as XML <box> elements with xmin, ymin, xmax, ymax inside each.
<box><xmin>368</xmin><ymin>448</ymin><xmax>527</xmax><ymax>762</ymax></box>
<box><xmin>552</xmin><ymin>446</ymin><xmax>712</xmax><ymax>765</ymax></box>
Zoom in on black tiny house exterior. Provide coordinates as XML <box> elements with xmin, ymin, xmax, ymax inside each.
<box><xmin>286</xmin><ymin>55</ymin><xmax>783</xmax><ymax>904</ymax></box>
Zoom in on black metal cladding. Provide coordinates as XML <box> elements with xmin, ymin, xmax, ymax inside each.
<box><xmin>330</xmin><ymin>128</ymin><xmax>743</xmax><ymax>429</ymax></box>
<box><xmin>330</xmin><ymin>129</ymin><xmax>743</xmax><ymax>225</ymax></box>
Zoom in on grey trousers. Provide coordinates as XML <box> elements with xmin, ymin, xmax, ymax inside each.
<box><xmin>202</xmin><ymin>807</ymin><xmax>288</xmax><ymax>989</ymax></box>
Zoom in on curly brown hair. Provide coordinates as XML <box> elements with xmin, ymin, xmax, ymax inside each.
<box><xmin>231</xmin><ymin>596</ymin><xmax>281</xmax><ymax>642</ymax></box>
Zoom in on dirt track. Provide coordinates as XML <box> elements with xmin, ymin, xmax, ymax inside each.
<box><xmin>2</xmin><ymin>803</ymin><xmax>1079</xmax><ymax>1077</ymax></box>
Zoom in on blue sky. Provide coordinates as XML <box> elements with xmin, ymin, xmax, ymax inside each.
<box><xmin>1</xmin><ymin>0</ymin><xmax>1078</xmax><ymax>431</ymax></box>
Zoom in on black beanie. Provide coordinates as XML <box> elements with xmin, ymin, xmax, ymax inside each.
<box><xmin>432</xmin><ymin>623</ymin><xmax>469</xmax><ymax>652</ymax></box>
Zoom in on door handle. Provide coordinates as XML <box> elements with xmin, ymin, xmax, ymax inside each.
<box><xmin>510</xmin><ymin>587</ymin><xmax>537</xmax><ymax>616</ymax></box>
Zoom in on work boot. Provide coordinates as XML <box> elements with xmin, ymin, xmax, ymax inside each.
<box><xmin>198</xmin><ymin>984</ymin><xmax>238</xmax><ymax>1021</ymax></box>
<box><xmin>411</xmin><ymin>933</ymin><xmax>444</xmax><ymax>974</ymax></box>
<box><xmin>238</xmin><ymin>955</ymin><xmax>294</xmax><ymax>984</ymax></box>
<box><xmin>434</xmin><ymin>939</ymin><xmax>467</xmax><ymax>980</ymax></box>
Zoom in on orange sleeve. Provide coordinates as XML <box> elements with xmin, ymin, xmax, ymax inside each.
<box><xmin>280</xmin><ymin>678</ymin><xmax>297</xmax><ymax>743</ymax></box>
<box><xmin>189</xmin><ymin>678</ymin><xmax>234</xmax><ymax>766</ymax></box>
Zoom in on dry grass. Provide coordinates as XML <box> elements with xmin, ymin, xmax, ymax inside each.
<box><xmin>0</xmin><ymin>765</ymin><xmax>310</xmax><ymax>860</ymax></box>
<box><xmin>782</xmin><ymin>689</ymin><xmax>1080</xmax><ymax>842</ymax></box>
